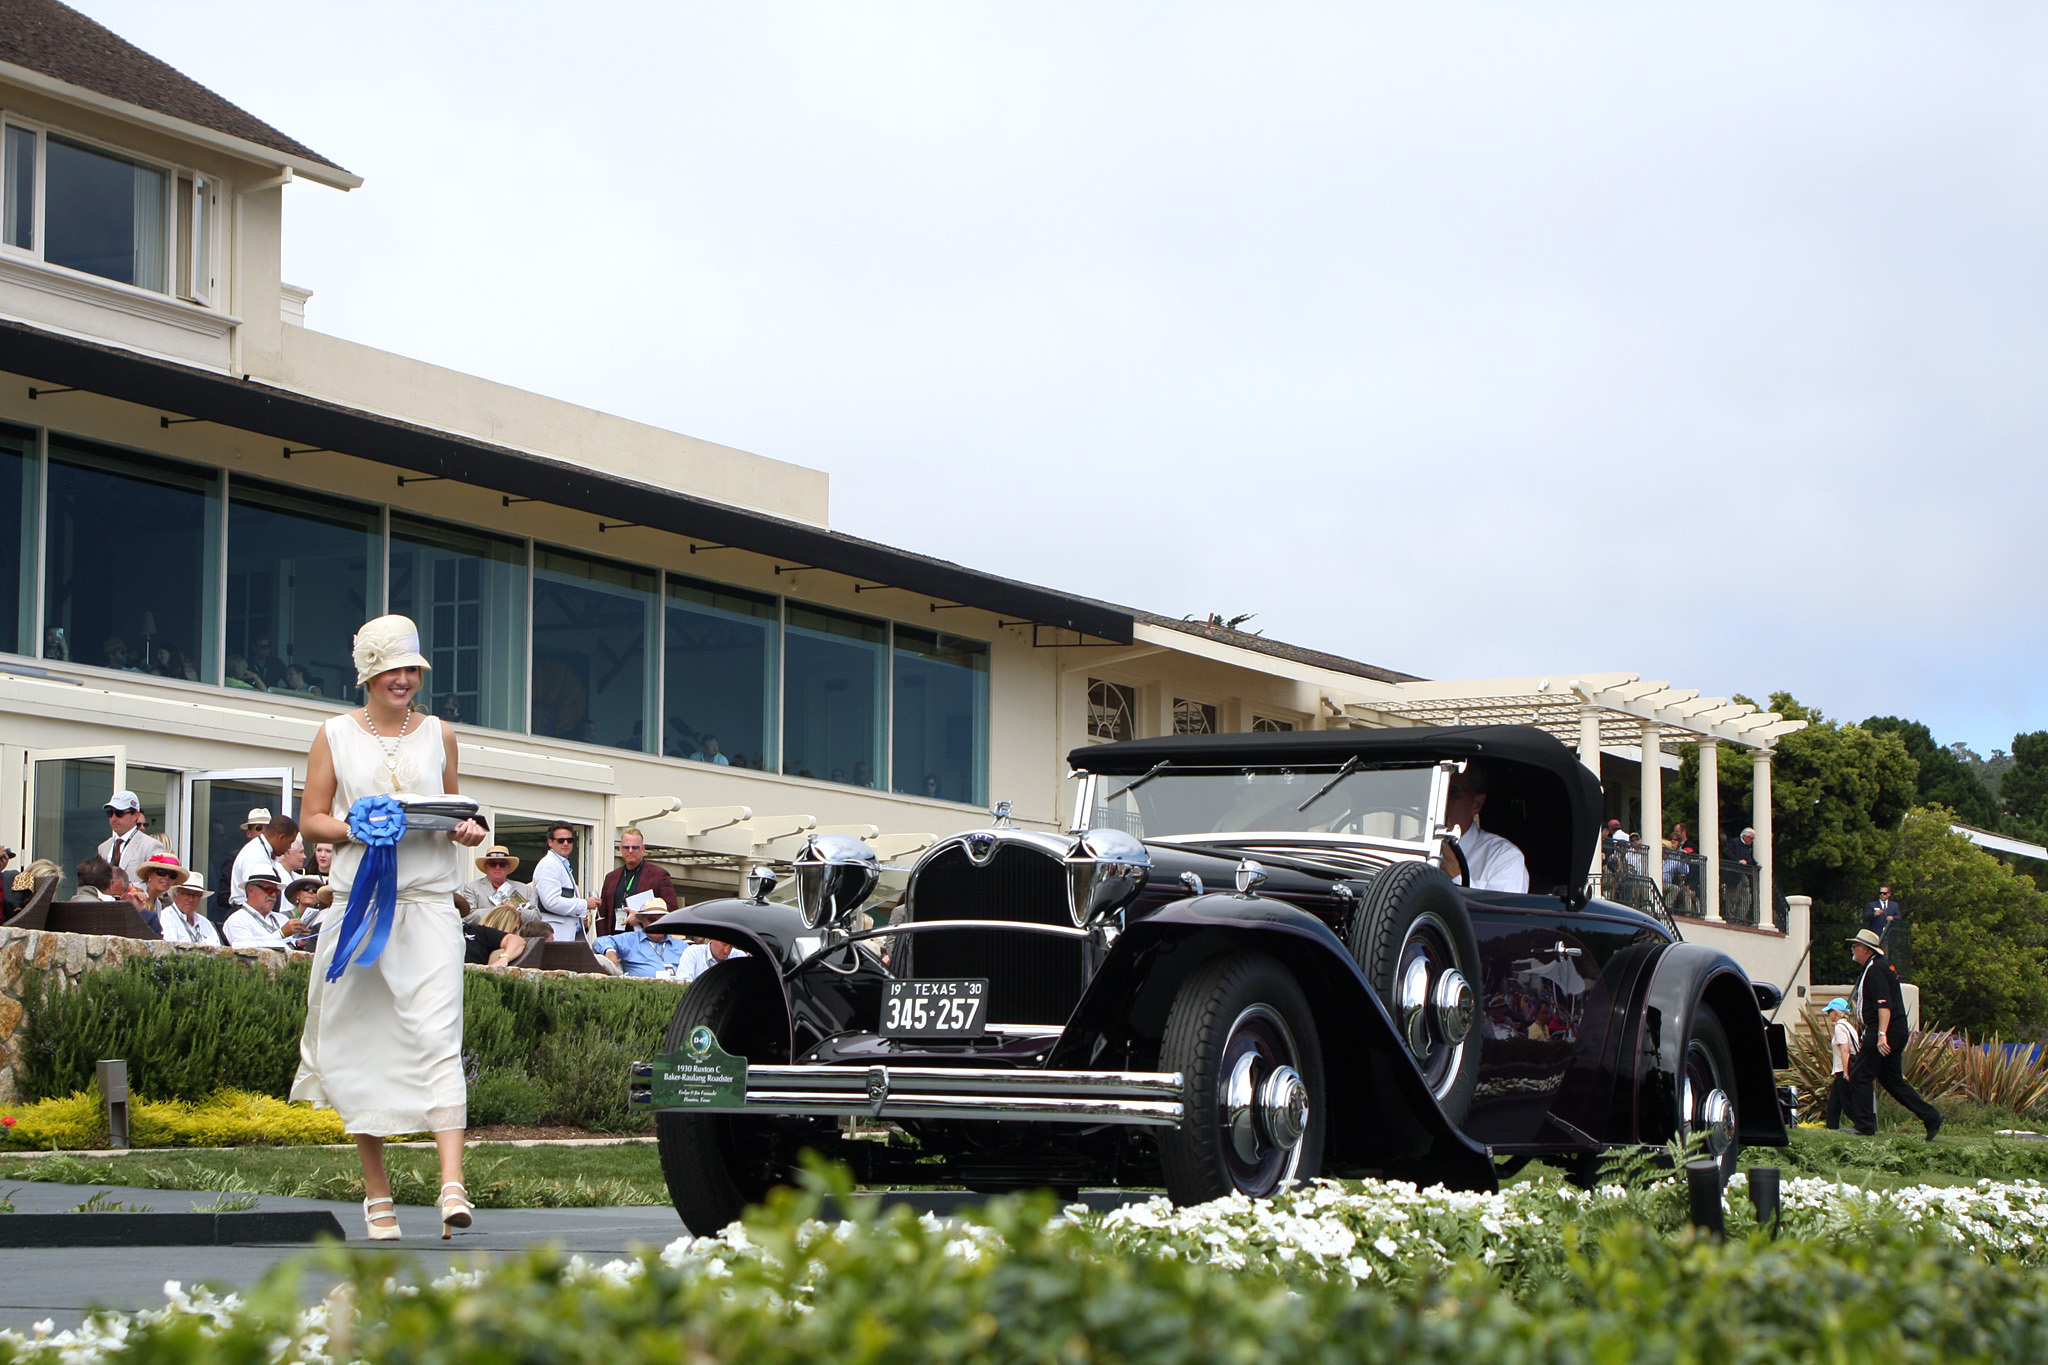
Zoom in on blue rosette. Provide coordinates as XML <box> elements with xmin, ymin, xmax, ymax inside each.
<box><xmin>326</xmin><ymin>794</ymin><xmax>408</xmax><ymax>981</ymax></box>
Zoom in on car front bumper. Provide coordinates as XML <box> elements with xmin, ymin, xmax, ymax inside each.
<box><xmin>630</xmin><ymin>1062</ymin><xmax>1186</xmax><ymax>1127</ymax></box>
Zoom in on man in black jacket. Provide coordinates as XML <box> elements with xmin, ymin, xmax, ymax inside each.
<box><xmin>1845</xmin><ymin>928</ymin><xmax>1942</xmax><ymax>1140</ymax></box>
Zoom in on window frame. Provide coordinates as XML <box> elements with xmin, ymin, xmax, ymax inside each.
<box><xmin>0</xmin><ymin>115</ymin><xmax>215</xmax><ymax>304</ymax></box>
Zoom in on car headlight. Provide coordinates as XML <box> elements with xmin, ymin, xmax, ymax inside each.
<box><xmin>1065</xmin><ymin>827</ymin><xmax>1151</xmax><ymax>928</ymax></box>
<box><xmin>793</xmin><ymin>833</ymin><xmax>880</xmax><ymax>930</ymax></box>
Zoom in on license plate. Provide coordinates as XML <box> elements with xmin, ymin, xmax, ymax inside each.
<box><xmin>881</xmin><ymin>978</ymin><xmax>989</xmax><ymax>1039</ymax></box>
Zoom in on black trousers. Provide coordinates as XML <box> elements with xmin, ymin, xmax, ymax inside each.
<box><xmin>1824</xmin><ymin>1074</ymin><xmax>1855</xmax><ymax>1129</ymax></box>
<box><xmin>1847</xmin><ymin>1035</ymin><xmax>1940</xmax><ymax>1134</ymax></box>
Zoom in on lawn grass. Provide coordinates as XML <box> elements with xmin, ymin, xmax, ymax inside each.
<box><xmin>0</xmin><ymin>1140</ymin><xmax>669</xmax><ymax>1208</ymax></box>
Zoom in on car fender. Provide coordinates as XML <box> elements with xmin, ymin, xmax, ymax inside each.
<box><xmin>1633</xmin><ymin>942</ymin><xmax>1789</xmax><ymax>1147</ymax></box>
<box><xmin>647</xmin><ymin>899</ymin><xmax>802</xmax><ymax>1053</ymax></box>
<box><xmin>1050</xmin><ymin>892</ymin><xmax>1499</xmax><ymax>1192</ymax></box>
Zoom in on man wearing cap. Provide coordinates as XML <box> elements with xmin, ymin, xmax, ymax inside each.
<box><xmin>458</xmin><ymin>846</ymin><xmax>535</xmax><ymax>924</ymax></box>
<box><xmin>594</xmin><ymin>906</ymin><xmax>688</xmax><ymax>978</ymax></box>
<box><xmin>1821</xmin><ymin>997</ymin><xmax>1860</xmax><ymax>1130</ymax></box>
<box><xmin>1845</xmin><ymin>928</ymin><xmax>1942</xmax><ymax>1139</ymax></box>
<box><xmin>594</xmin><ymin>829</ymin><xmax>678</xmax><ymax>938</ymax></box>
<box><xmin>97</xmin><ymin>792</ymin><xmax>166</xmax><ymax>883</ymax></box>
<box><xmin>135</xmin><ymin>852</ymin><xmax>188</xmax><ymax>914</ymax></box>
<box><xmin>159</xmin><ymin>876</ymin><xmax>223</xmax><ymax>946</ymax></box>
<box><xmin>229</xmin><ymin>812</ymin><xmax>298</xmax><ymax>914</ymax></box>
<box><xmin>223</xmin><ymin>871</ymin><xmax>304</xmax><ymax>950</ymax></box>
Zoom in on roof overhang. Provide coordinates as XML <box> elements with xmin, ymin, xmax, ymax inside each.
<box><xmin>0</xmin><ymin>320</ymin><xmax>1132</xmax><ymax>642</ymax></box>
<box><xmin>0</xmin><ymin>59</ymin><xmax>362</xmax><ymax>190</ymax></box>
<box><xmin>1952</xmin><ymin>823</ymin><xmax>2048</xmax><ymax>862</ymax></box>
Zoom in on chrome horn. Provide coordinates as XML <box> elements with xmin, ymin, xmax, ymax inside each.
<box><xmin>1064</xmin><ymin>828</ymin><xmax>1151</xmax><ymax>928</ymax></box>
<box><xmin>793</xmin><ymin>833</ymin><xmax>880</xmax><ymax>931</ymax></box>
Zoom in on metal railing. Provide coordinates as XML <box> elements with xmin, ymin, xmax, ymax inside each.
<box><xmin>1596</xmin><ymin>843</ymin><xmax>1787</xmax><ymax>932</ymax></box>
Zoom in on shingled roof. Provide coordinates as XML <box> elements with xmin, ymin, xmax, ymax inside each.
<box><xmin>0</xmin><ymin>0</ymin><xmax>349</xmax><ymax>175</ymax></box>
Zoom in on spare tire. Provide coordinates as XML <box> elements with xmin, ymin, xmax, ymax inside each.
<box><xmin>1345</xmin><ymin>861</ymin><xmax>1483</xmax><ymax>1122</ymax></box>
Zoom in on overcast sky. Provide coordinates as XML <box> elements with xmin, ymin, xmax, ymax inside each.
<box><xmin>81</xmin><ymin>2</ymin><xmax>2048</xmax><ymax>755</ymax></box>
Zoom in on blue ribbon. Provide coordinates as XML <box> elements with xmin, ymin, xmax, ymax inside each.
<box><xmin>326</xmin><ymin>795</ymin><xmax>408</xmax><ymax>981</ymax></box>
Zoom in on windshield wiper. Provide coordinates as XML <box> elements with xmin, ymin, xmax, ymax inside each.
<box><xmin>1297</xmin><ymin>755</ymin><xmax>1362</xmax><ymax>813</ymax></box>
<box><xmin>1105</xmin><ymin>761</ymin><xmax>1171</xmax><ymax>805</ymax></box>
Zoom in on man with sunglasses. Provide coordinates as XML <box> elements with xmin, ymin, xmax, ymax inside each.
<box><xmin>531</xmin><ymin>822</ymin><xmax>591</xmax><ymax>941</ymax></box>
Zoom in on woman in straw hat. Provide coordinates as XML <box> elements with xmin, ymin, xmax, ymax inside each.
<box><xmin>290</xmin><ymin>615</ymin><xmax>488</xmax><ymax>1240</ymax></box>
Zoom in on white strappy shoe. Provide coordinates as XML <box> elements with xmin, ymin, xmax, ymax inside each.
<box><xmin>439</xmin><ymin>1181</ymin><xmax>474</xmax><ymax>1239</ymax></box>
<box><xmin>363</xmin><ymin>1195</ymin><xmax>401</xmax><ymax>1241</ymax></box>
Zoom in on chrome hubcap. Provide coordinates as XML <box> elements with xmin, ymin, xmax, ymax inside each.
<box><xmin>1216</xmin><ymin>1005</ymin><xmax>1310</xmax><ymax>1192</ymax></box>
<box><xmin>1392</xmin><ymin>913</ymin><xmax>1470</xmax><ymax>1098</ymax></box>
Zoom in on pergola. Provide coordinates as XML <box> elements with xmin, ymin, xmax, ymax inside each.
<box><xmin>615</xmin><ymin>801</ymin><xmax>938</xmax><ymax>884</ymax></box>
<box><xmin>1328</xmin><ymin>673</ymin><xmax>1807</xmax><ymax>922</ymax></box>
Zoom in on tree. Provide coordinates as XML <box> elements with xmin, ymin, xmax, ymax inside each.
<box><xmin>1885</xmin><ymin>807</ymin><xmax>2048</xmax><ymax>1038</ymax></box>
<box><xmin>1862</xmin><ymin>716</ymin><xmax>2003</xmax><ymax>828</ymax></box>
<box><xmin>1999</xmin><ymin>731</ymin><xmax>2048</xmax><ymax>843</ymax></box>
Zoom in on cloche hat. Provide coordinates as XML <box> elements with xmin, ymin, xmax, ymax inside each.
<box><xmin>352</xmin><ymin>614</ymin><xmax>433</xmax><ymax>686</ymax></box>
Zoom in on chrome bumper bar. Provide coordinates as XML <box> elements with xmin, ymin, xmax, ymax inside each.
<box><xmin>630</xmin><ymin>1063</ymin><xmax>1185</xmax><ymax>1127</ymax></box>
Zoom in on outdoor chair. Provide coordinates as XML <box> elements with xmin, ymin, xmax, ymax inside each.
<box><xmin>0</xmin><ymin>874</ymin><xmax>59</xmax><ymax>929</ymax></box>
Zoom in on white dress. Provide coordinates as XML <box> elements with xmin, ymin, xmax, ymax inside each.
<box><xmin>291</xmin><ymin>713</ymin><xmax>467</xmax><ymax>1135</ymax></box>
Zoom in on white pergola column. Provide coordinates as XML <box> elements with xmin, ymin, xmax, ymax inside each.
<box><xmin>1753</xmin><ymin>746</ymin><xmax>1774</xmax><ymax>926</ymax></box>
<box><xmin>1639</xmin><ymin>720</ymin><xmax>1662</xmax><ymax>879</ymax></box>
<box><xmin>1699</xmin><ymin>740</ymin><xmax>1722</xmax><ymax>921</ymax></box>
<box><xmin>1578</xmin><ymin>705</ymin><xmax>1603</xmax><ymax>890</ymax></box>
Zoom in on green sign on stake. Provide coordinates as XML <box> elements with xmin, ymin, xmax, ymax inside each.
<box><xmin>646</xmin><ymin>1025</ymin><xmax>750</xmax><ymax>1109</ymax></box>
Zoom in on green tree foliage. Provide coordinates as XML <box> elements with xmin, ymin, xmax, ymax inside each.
<box><xmin>1863</xmin><ymin>716</ymin><xmax>2003</xmax><ymax>828</ymax></box>
<box><xmin>1885</xmin><ymin>807</ymin><xmax>2048</xmax><ymax>1038</ymax></box>
<box><xmin>1998</xmin><ymin>731</ymin><xmax>2048</xmax><ymax>842</ymax></box>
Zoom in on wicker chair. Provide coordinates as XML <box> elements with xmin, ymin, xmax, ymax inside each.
<box><xmin>1</xmin><ymin>875</ymin><xmax>61</xmax><ymax>929</ymax></box>
<box><xmin>40</xmin><ymin>898</ymin><xmax>164</xmax><ymax>940</ymax></box>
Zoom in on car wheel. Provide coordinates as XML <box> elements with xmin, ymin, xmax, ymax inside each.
<box><xmin>1346</xmin><ymin>861</ymin><xmax>1482</xmax><ymax>1122</ymax></box>
<box><xmin>1158</xmin><ymin>952</ymin><xmax>1325</xmax><ymax>1204</ymax></box>
<box><xmin>654</xmin><ymin>959</ymin><xmax>794</xmax><ymax>1236</ymax></box>
<box><xmin>1679</xmin><ymin>1005</ymin><xmax>1740</xmax><ymax>1182</ymax></box>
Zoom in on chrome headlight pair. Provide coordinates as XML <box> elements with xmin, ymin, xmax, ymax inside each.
<box><xmin>793</xmin><ymin>833</ymin><xmax>881</xmax><ymax>930</ymax></box>
<box><xmin>1064</xmin><ymin>828</ymin><xmax>1151</xmax><ymax>928</ymax></box>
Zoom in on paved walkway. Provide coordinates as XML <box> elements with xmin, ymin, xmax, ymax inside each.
<box><xmin>0</xmin><ymin>1179</ymin><xmax>1153</xmax><ymax>1334</ymax></box>
<box><xmin>0</xmin><ymin>1180</ymin><xmax>689</xmax><ymax>1334</ymax></box>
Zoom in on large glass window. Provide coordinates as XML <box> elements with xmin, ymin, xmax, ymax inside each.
<box><xmin>1</xmin><ymin>423</ymin><xmax>33</xmax><ymax>655</ymax></box>
<box><xmin>44</xmin><ymin>134</ymin><xmax>169</xmax><ymax>291</ymax></box>
<box><xmin>784</xmin><ymin>602</ymin><xmax>885</xmax><ymax>787</ymax></box>
<box><xmin>42</xmin><ymin>438</ymin><xmax>218</xmax><ymax>678</ymax></box>
<box><xmin>531</xmin><ymin>547</ymin><xmax>656</xmax><ymax>751</ymax></box>
<box><xmin>893</xmin><ymin>628</ymin><xmax>988</xmax><ymax>805</ymax></box>
<box><xmin>2</xmin><ymin>125</ymin><xmax>32</xmax><ymax>250</ymax></box>
<box><xmin>664</xmin><ymin>574</ymin><xmax>778</xmax><ymax>771</ymax></box>
<box><xmin>226</xmin><ymin>479</ymin><xmax>380</xmax><ymax>699</ymax></box>
<box><xmin>390</xmin><ymin>515</ymin><xmax>528</xmax><ymax>731</ymax></box>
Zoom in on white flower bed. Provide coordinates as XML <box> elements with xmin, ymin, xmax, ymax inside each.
<box><xmin>9</xmin><ymin>1175</ymin><xmax>2048</xmax><ymax>1362</ymax></box>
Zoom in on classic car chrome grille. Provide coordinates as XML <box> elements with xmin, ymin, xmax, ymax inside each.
<box><xmin>906</xmin><ymin>842</ymin><xmax>1085</xmax><ymax>1025</ymax></box>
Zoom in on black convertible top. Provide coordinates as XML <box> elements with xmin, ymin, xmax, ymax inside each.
<box><xmin>1070</xmin><ymin>725</ymin><xmax>1605</xmax><ymax>897</ymax></box>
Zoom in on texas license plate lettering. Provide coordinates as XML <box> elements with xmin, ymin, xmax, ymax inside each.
<box><xmin>881</xmin><ymin>979</ymin><xmax>988</xmax><ymax>1038</ymax></box>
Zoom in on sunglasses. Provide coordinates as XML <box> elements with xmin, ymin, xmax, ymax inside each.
<box><xmin>549</xmin><ymin>836</ymin><xmax>573</xmax><ymax>845</ymax></box>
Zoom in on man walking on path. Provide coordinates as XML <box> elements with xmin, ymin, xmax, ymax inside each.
<box><xmin>1845</xmin><ymin>928</ymin><xmax>1942</xmax><ymax>1140</ymax></box>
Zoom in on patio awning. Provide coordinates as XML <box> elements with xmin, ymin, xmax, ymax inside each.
<box><xmin>1339</xmin><ymin>673</ymin><xmax>1807</xmax><ymax>753</ymax></box>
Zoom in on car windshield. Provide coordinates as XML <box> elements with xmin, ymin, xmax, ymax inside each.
<box><xmin>1085</xmin><ymin>765</ymin><xmax>1440</xmax><ymax>845</ymax></box>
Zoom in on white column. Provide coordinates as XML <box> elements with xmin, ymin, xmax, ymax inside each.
<box><xmin>1699</xmin><ymin>740</ymin><xmax>1722</xmax><ymax>921</ymax></box>
<box><xmin>1639</xmin><ymin>721</ymin><xmax>1662</xmax><ymax>887</ymax></box>
<box><xmin>1579</xmin><ymin>706</ymin><xmax>1603</xmax><ymax>891</ymax></box>
<box><xmin>1753</xmin><ymin>746</ymin><xmax>1774</xmax><ymax>926</ymax></box>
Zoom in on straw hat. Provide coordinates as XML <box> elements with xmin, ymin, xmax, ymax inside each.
<box><xmin>137</xmin><ymin>852</ymin><xmax>188</xmax><ymax>884</ymax></box>
<box><xmin>475</xmin><ymin>845</ymin><xmax>521</xmax><ymax>874</ymax></box>
<box><xmin>242</xmin><ymin>807</ymin><xmax>273</xmax><ymax>830</ymax></box>
<box><xmin>172</xmin><ymin>876</ymin><xmax>213</xmax><ymax>899</ymax></box>
<box><xmin>1846</xmin><ymin>928</ymin><xmax>1886</xmax><ymax>954</ymax></box>
<box><xmin>353</xmin><ymin>614</ymin><xmax>432</xmax><ymax>686</ymax></box>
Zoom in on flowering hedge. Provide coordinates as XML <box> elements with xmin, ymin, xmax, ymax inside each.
<box><xmin>12</xmin><ymin>1166</ymin><xmax>2048</xmax><ymax>1364</ymax></box>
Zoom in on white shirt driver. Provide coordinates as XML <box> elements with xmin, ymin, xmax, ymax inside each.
<box><xmin>1451</xmin><ymin>823</ymin><xmax>1529</xmax><ymax>895</ymax></box>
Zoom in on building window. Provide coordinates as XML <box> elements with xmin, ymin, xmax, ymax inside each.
<box><xmin>2</xmin><ymin>125</ymin><xmax>182</xmax><ymax>292</ymax></box>
<box><xmin>1252</xmin><ymin>715</ymin><xmax>1295</xmax><ymax>732</ymax></box>
<box><xmin>531</xmin><ymin>547</ymin><xmax>656</xmax><ymax>751</ymax></box>
<box><xmin>893</xmin><ymin>628</ymin><xmax>988</xmax><ymax>805</ymax></box>
<box><xmin>784</xmin><ymin>602</ymin><xmax>885</xmax><ymax>787</ymax></box>
<box><xmin>1</xmin><ymin>423</ymin><xmax>33</xmax><ymax>656</ymax></box>
<box><xmin>1088</xmin><ymin>679</ymin><xmax>1136</xmax><ymax>742</ymax></box>
<box><xmin>390</xmin><ymin>515</ymin><xmax>527</xmax><ymax>732</ymax></box>
<box><xmin>225</xmin><ymin>478</ymin><xmax>380</xmax><ymax>698</ymax></box>
<box><xmin>664</xmin><ymin>574</ymin><xmax>778</xmax><ymax>771</ymax></box>
<box><xmin>41</xmin><ymin>437</ymin><xmax>218</xmax><ymax>678</ymax></box>
<box><xmin>1174</xmin><ymin>698</ymin><xmax>1218</xmax><ymax>735</ymax></box>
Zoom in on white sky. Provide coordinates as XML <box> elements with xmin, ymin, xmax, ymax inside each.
<box><xmin>78</xmin><ymin>2</ymin><xmax>2048</xmax><ymax>755</ymax></box>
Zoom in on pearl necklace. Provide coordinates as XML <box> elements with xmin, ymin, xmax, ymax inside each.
<box><xmin>361</xmin><ymin>706</ymin><xmax>413</xmax><ymax>789</ymax></box>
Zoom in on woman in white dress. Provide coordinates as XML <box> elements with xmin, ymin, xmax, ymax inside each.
<box><xmin>291</xmin><ymin>615</ymin><xmax>488</xmax><ymax>1240</ymax></box>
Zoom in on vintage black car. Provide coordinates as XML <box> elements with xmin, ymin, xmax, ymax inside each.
<box><xmin>632</xmin><ymin>725</ymin><xmax>1789</xmax><ymax>1234</ymax></box>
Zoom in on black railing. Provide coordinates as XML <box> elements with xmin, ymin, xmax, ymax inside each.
<box><xmin>1596</xmin><ymin>842</ymin><xmax>1787</xmax><ymax>932</ymax></box>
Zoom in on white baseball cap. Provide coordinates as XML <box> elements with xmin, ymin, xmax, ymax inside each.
<box><xmin>105</xmin><ymin>790</ymin><xmax>141</xmax><ymax>814</ymax></box>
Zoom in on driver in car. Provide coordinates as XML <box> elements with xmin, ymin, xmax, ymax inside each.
<box><xmin>1440</xmin><ymin>762</ymin><xmax>1529</xmax><ymax>893</ymax></box>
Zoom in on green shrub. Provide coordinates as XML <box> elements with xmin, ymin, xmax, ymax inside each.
<box><xmin>16</xmin><ymin>955</ymin><xmax>685</xmax><ymax>1134</ymax></box>
<box><xmin>468</xmin><ymin>1072</ymin><xmax>548</xmax><ymax>1127</ymax></box>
